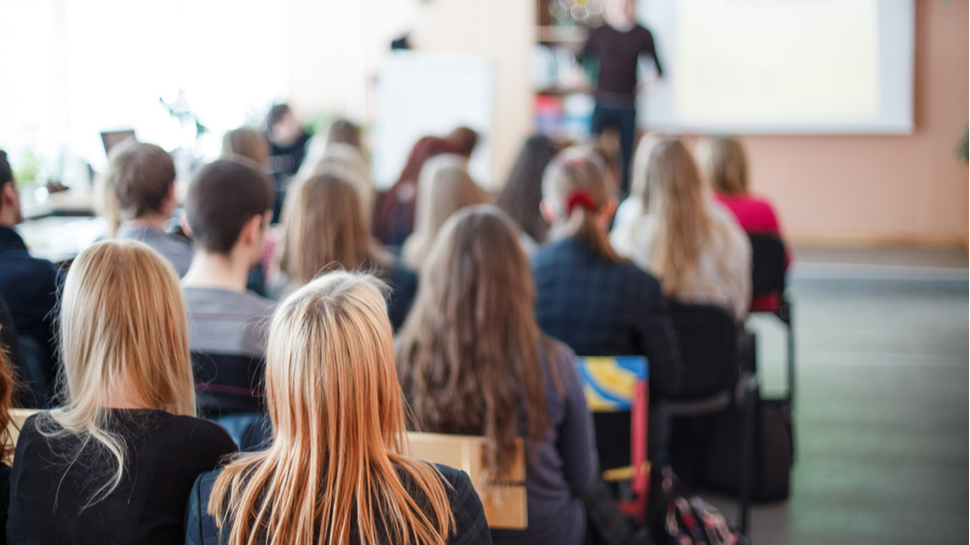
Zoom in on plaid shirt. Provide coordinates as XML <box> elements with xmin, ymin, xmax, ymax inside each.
<box><xmin>532</xmin><ymin>239</ymin><xmax>684</xmax><ymax>398</ymax></box>
<box><xmin>184</xmin><ymin>464</ymin><xmax>491</xmax><ymax>545</ymax></box>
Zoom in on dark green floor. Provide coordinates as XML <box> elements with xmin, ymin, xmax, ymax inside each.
<box><xmin>717</xmin><ymin>249</ymin><xmax>969</xmax><ymax>544</ymax></box>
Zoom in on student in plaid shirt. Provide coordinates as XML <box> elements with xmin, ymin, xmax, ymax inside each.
<box><xmin>532</xmin><ymin>148</ymin><xmax>685</xmax><ymax>401</ymax></box>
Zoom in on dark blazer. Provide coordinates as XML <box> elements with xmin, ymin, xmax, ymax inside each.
<box><xmin>532</xmin><ymin>238</ymin><xmax>684</xmax><ymax>398</ymax></box>
<box><xmin>0</xmin><ymin>226</ymin><xmax>59</xmax><ymax>381</ymax></box>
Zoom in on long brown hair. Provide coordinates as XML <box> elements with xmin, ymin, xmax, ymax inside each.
<box><xmin>210</xmin><ymin>272</ymin><xmax>455</xmax><ymax>545</ymax></box>
<box><xmin>0</xmin><ymin>340</ymin><xmax>16</xmax><ymax>464</ymax></box>
<box><xmin>640</xmin><ymin>139</ymin><xmax>714</xmax><ymax>296</ymax></box>
<box><xmin>542</xmin><ymin>147</ymin><xmax>623</xmax><ymax>262</ymax></box>
<box><xmin>397</xmin><ymin>205</ymin><xmax>561</xmax><ymax>479</ymax></box>
<box><xmin>278</xmin><ymin>172</ymin><xmax>390</xmax><ymax>292</ymax></box>
<box><xmin>402</xmin><ymin>155</ymin><xmax>489</xmax><ymax>271</ymax></box>
<box><xmin>496</xmin><ymin>135</ymin><xmax>558</xmax><ymax>243</ymax></box>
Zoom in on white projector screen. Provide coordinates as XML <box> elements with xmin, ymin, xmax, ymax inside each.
<box><xmin>638</xmin><ymin>0</ymin><xmax>914</xmax><ymax>134</ymax></box>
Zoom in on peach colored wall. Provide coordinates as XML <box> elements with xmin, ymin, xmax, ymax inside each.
<box><xmin>740</xmin><ymin>0</ymin><xmax>969</xmax><ymax>246</ymax></box>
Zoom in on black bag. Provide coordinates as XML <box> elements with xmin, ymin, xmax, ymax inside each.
<box><xmin>650</xmin><ymin>466</ymin><xmax>748</xmax><ymax>545</ymax></box>
<box><xmin>696</xmin><ymin>387</ymin><xmax>794</xmax><ymax>502</ymax></box>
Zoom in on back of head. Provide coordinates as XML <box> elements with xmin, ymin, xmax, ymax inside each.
<box><xmin>643</xmin><ymin>138</ymin><xmax>711</xmax><ymax>296</ymax></box>
<box><xmin>403</xmin><ymin>155</ymin><xmax>487</xmax><ymax>270</ymax></box>
<box><xmin>212</xmin><ymin>271</ymin><xmax>454</xmax><ymax>545</ymax></box>
<box><xmin>186</xmin><ymin>158</ymin><xmax>274</xmax><ymax>255</ymax></box>
<box><xmin>51</xmin><ymin>240</ymin><xmax>194</xmax><ymax>501</ymax></box>
<box><xmin>107</xmin><ymin>142</ymin><xmax>176</xmax><ymax>221</ymax></box>
<box><xmin>542</xmin><ymin>146</ymin><xmax>622</xmax><ymax>262</ymax></box>
<box><xmin>0</xmin><ymin>150</ymin><xmax>15</xmax><ymax>221</ymax></box>
<box><xmin>266</xmin><ymin>103</ymin><xmax>291</xmax><ymax>130</ymax></box>
<box><xmin>496</xmin><ymin>135</ymin><xmax>558</xmax><ymax>242</ymax></box>
<box><xmin>279</xmin><ymin>172</ymin><xmax>382</xmax><ymax>288</ymax></box>
<box><xmin>221</xmin><ymin>127</ymin><xmax>270</xmax><ymax>168</ymax></box>
<box><xmin>445</xmin><ymin>126</ymin><xmax>478</xmax><ymax>157</ymax></box>
<box><xmin>399</xmin><ymin>205</ymin><xmax>551</xmax><ymax>479</ymax></box>
<box><xmin>694</xmin><ymin>135</ymin><xmax>748</xmax><ymax>197</ymax></box>
<box><xmin>326</xmin><ymin>118</ymin><xmax>362</xmax><ymax>150</ymax></box>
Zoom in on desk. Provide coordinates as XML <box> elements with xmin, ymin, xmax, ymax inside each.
<box><xmin>20</xmin><ymin>187</ymin><xmax>96</xmax><ymax>221</ymax></box>
<box><xmin>16</xmin><ymin>216</ymin><xmax>108</xmax><ymax>264</ymax></box>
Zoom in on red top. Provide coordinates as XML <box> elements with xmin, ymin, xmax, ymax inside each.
<box><xmin>715</xmin><ymin>193</ymin><xmax>789</xmax><ymax>313</ymax></box>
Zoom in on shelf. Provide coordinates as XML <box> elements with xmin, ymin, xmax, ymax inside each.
<box><xmin>537</xmin><ymin>25</ymin><xmax>588</xmax><ymax>43</ymax></box>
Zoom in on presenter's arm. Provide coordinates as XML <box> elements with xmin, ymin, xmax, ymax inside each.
<box><xmin>642</xmin><ymin>28</ymin><xmax>663</xmax><ymax>77</ymax></box>
<box><xmin>577</xmin><ymin>29</ymin><xmax>597</xmax><ymax>65</ymax></box>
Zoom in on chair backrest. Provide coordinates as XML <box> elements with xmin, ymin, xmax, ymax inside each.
<box><xmin>407</xmin><ymin>432</ymin><xmax>527</xmax><ymax>530</ymax></box>
<box><xmin>8</xmin><ymin>408</ymin><xmax>40</xmax><ymax>457</ymax></box>
<box><xmin>668</xmin><ymin>303</ymin><xmax>738</xmax><ymax>399</ymax></box>
<box><xmin>574</xmin><ymin>356</ymin><xmax>649</xmax><ymax>496</ymax></box>
<box><xmin>748</xmin><ymin>234</ymin><xmax>787</xmax><ymax>298</ymax></box>
<box><xmin>190</xmin><ymin>352</ymin><xmax>266</xmax><ymax>418</ymax></box>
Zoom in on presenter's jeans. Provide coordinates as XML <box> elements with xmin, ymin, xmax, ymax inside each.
<box><xmin>590</xmin><ymin>103</ymin><xmax>636</xmax><ymax>195</ymax></box>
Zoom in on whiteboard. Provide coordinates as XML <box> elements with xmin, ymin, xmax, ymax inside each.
<box><xmin>638</xmin><ymin>0</ymin><xmax>915</xmax><ymax>134</ymax></box>
<box><xmin>372</xmin><ymin>51</ymin><xmax>494</xmax><ymax>190</ymax></box>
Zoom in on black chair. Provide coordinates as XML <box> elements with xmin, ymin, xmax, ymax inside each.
<box><xmin>190</xmin><ymin>352</ymin><xmax>266</xmax><ymax>419</ymax></box>
<box><xmin>657</xmin><ymin>302</ymin><xmax>757</xmax><ymax>534</ymax></box>
<box><xmin>748</xmin><ymin>234</ymin><xmax>795</xmax><ymax>404</ymax></box>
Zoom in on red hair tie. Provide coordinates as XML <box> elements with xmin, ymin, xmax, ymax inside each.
<box><xmin>565</xmin><ymin>190</ymin><xmax>597</xmax><ymax>216</ymax></box>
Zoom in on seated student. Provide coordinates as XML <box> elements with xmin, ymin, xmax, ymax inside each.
<box><xmin>185</xmin><ymin>271</ymin><xmax>490</xmax><ymax>545</ymax></box>
<box><xmin>222</xmin><ymin>127</ymin><xmax>271</xmax><ymax>169</ymax></box>
<box><xmin>0</xmin><ymin>150</ymin><xmax>60</xmax><ymax>389</ymax></box>
<box><xmin>372</xmin><ymin>133</ymin><xmax>473</xmax><ymax>246</ymax></box>
<box><xmin>275</xmin><ymin>172</ymin><xmax>417</xmax><ymax>331</ymax></box>
<box><xmin>181</xmin><ymin>159</ymin><xmax>276</xmax><ymax>415</ymax></box>
<box><xmin>108</xmin><ymin>142</ymin><xmax>194</xmax><ymax>277</ymax></box>
<box><xmin>610</xmin><ymin>138</ymin><xmax>752</xmax><ymax>321</ymax></box>
<box><xmin>532</xmin><ymin>147</ymin><xmax>684</xmax><ymax>401</ymax></box>
<box><xmin>695</xmin><ymin>135</ymin><xmax>789</xmax><ymax>312</ymax></box>
<box><xmin>0</xmin><ymin>338</ymin><xmax>17</xmax><ymax>545</ymax></box>
<box><xmin>8</xmin><ymin>240</ymin><xmax>237</xmax><ymax>545</ymax></box>
<box><xmin>398</xmin><ymin>206</ymin><xmax>597</xmax><ymax>545</ymax></box>
<box><xmin>496</xmin><ymin>135</ymin><xmax>558</xmax><ymax>245</ymax></box>
<box><xmin>296</xmin><ymin>118</ymin><xmax>374</xmax><ymax>223</ymax></box>
<box><xmin>402</xmin><ymin>155</ymin><xmax>489</xmax><ymax>271</ymax></box>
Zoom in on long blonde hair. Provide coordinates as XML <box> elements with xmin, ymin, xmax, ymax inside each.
<box><xmin>542</xmin><ymin>146</ymin><xmax>623</xmax><ymax>262</ymax></box>
<box><xmin>694</xmin><ymin>135</ymin><xmax>748</xmax><ymax>197</ymax></box>
<box><xmin>397</xmin><ymin>206</ymin><xmax>560</xmax><ymax>480</ymax></box>
<box><xmin>640</xmin><ymin>139</ymin><xmax>714</xmax><ymax>296</ymax></box>
<box><xmin>278</xmin><ymin>172</ymin><xmax>390</xmax><ymax>292</ymax></box>
<box><xmin>210</xmin><ymin>272</ymin><xmax>455</xmax><ymax>545</ymax></box>
<box><xmin>41</xmin><ymin>240</ymin><xmax>195</xmax><ymax>504</ymax></box>
<box><xmin>402</xmin><ymin>155</ymin><xmax>489</xmax><ymax>271</ymax></box>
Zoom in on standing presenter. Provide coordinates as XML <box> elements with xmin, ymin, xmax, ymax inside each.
<box><xmin>580</xmin><ymin>0</ymin><xmax>662</xmax><ymax>194</ymax></box>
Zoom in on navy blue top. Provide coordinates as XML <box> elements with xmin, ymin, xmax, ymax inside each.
<box><xmin>531</xmin><ymin>238</ymin><xmax>684</xmax><ymax>398</ymax></box>
<box><xmin>0</xmin><ymin>226</ymin><xmax>59</xmax><ymax>378</ymax></box>
<box><xmin>378</xmin><ymin>260</ymin><xmax>418</xmax><ymax>332</ymax></box>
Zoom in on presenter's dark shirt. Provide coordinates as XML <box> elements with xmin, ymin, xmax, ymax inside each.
<box><xmin>8</xmin><ymin>410</ymin><xmax>237</xmax><ymax>545</ymax></box>
<box><xmin>581</xmin><ymin>24</ymin><xmax>663</xmax><ymax>105</ymax></box>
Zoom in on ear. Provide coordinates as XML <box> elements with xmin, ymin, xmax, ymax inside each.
<box><xmin>540</xmin><ymin>200</ymin><xmax>559</xmax><ymax>224</ymax></box>
<box><xmin>180</xmin><ymin>209</ymin><xmax>193</xmax><ymax>238</ymax></box>
<box><xmin>240</xmin><ymin>214</ymin><xmax>264</xmax><ymax>247</ymax></box>
<box><xmin>601</xmin><ymin>196</ymin><xmax>619</xmax><ymax>222</ymax></box>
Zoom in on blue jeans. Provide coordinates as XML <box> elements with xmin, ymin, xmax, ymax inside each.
<box><xmin>590</xmin><ymin>104</ymin><xmax>637</xmax><ymax>195</ymax></box>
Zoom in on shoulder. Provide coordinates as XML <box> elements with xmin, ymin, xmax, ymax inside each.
<box><xmin>532</xmin><ymin>239</ymin><xmax>573</xmax><ymax>268</ymax></box>
<box><xmin>432</xmin><ymin>464</ymin><xmax>490</xmax><ymax>540</ymax></box>
<box><xmin>383</xmin><ymin>260</ymin><xmax>418</xmax><ymax>286</ymax></box>
<box><xmin>158</xmin><ymin>414</ymin><xmax>238</xmax><ymax>455</ymax></box>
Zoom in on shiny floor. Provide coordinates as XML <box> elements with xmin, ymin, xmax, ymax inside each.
<box><xmin>714</xmin><ymin>247</ymin><xmax>969</xmax><ymax>545</ymax></box>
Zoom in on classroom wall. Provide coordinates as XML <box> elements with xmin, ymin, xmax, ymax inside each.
<box><xmin>739</xmin><ymin>0</ymin><xmax>969</xmax><ymax>246</ymax></box>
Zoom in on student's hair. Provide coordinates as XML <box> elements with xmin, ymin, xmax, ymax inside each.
<box><xmin>40</xmin><ymin>240</ymin><xmax>195</xmax><ymax>505</ymax></box>
<box><xmin>221</xmin><ymin>127</ymin><xmax>270</xmax><ymax>168</ymax></box>
<box><xmin>398</xmin><ymin>205</ymin><xmax>560</xmax><ymax>479</ymax></box>
<box><xmin>402</xmin><ymin>155</ymin><xmax>489</xmax><ymax>271</ymax></box>
<box><xmin>0</xmin><ymin>340</ymin><xmax>16</xmax><ymax>464</ymax></box>
<box><xmin>107</xmin><ymin>142</ymin><xmax>176</xmax><ymax>221</ymax></box>
<box><xmin>694</xmin><ymin>135</ymin><xmax>748</xmax><ymax>197</ymax></box>
<box><xmin>542</xmin><ymin>146</ymin><xmax>623</xmax><ymax>262</ymax></box>
<box><xmin>639</xmin><ymin>138</ymin><xmax>714</xmax><ymax>297</ymax></box>
<box><xmin>326</xmin><ymin>118</ymin><xmax>362</xmax><ymax>150</ymax></box>
<box><xmin>0</xmin><ymin>150</ymin><xmax>12</xmax><ymax>214</ymax></box>
<box><xmin>278</xmin><ymin>172</ymin><xmax>389</xmax><ymax>290</ymax></box>
<box><xmin>186</xmin><ymin>158</ymin><xmax>274</xmax><ymax>255</ymax></box>
<box><xmin>210</xmin><ymin>271</ymin><xmax>455</xmax><ymax>545</ymax></box>
<box><xmin>445</xmin><ymin>127</ymin><xmax>479</xmax><ymax>157</ymax></box>
<box><xmin>266</xmin><ymin>103</ymin><xmax>291</xmax><ymax>129</ymax></box>
<box><xmin>496</xmin><ymin>135</ymin><xmax>558</xmax><ymax>243</ymax></box>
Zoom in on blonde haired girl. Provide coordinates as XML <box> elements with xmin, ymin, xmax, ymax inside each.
<box><xmin>402</xmin><ymin>155</ymin><xmax>489</xmax><ymax>271</ymax></box>
<box><xmin>185</xmin><ymin>271</ymin><xmax>490</xmax><ymax>545</ymax></box>
<box><xmin>8</xmin><ymin>240</ymin><xmax>236</xmax><ymax>544</ymax></box>
<box><xmin>610</xmin><ymin>138</ymin><xmax>751</xmax><ymax>320</ymax></box>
